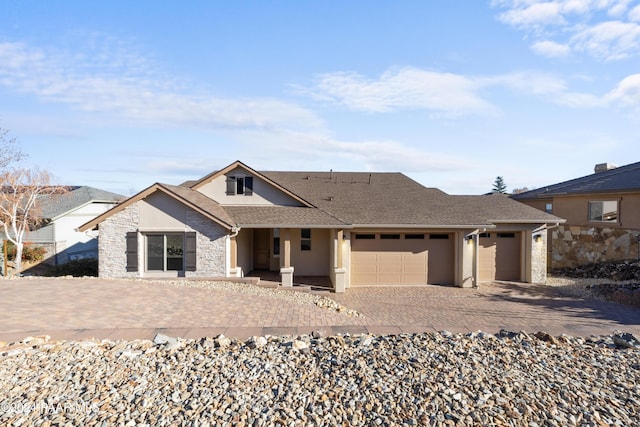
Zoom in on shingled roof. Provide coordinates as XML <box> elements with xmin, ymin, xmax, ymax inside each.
<box><xmin>512</xmin><ymin>161</ymin><xmax>640</xmax><ymax>200</ymax></box>
<box><xmin>79</xmin><ymin>163</ymin><xmax>563</xmax><ymax>233</ymax></box>
<box><xmin>40</xmin><ymin>186</ymin><xmax>124</xmax><ymax>219</ymax></box>
<box><xmin>260</xmin><ymin>171</ymin><xmax>560</xmax><ymax>228</ymax></box>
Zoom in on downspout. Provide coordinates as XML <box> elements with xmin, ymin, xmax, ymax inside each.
<box><xmin>225</xmin><ymin>225</ymin><xmax>241</xmax><ymax>277</ymax></box>
<box><xmin>473</xmin><ymin>228</ymin><xmax>486</xmax><ymax>289</ymax></box>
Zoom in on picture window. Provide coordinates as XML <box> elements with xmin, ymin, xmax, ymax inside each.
<box><xmin>146</xmin><ymin>234</ymin><xmax>184</xmax><ymax>271</ymax></box>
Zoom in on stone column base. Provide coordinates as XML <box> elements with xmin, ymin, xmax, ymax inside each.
<box><xmin>229</xmin><ymin>267</ymin><xmax>243</xmax><ymax>278</ymax></box>
<box><xmin>280</xmin><ymin>267</ymin><xmax>294</xmax><ymax>287</ymax></box>
<box><xmin>333</xmin><ymin>268</ymin><xmax>346</xmax><ymax>293</ymax></box>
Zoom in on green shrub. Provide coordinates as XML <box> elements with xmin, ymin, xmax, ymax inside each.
<box><xmin>43</xmin><ymin>258</ymin><xmax>98</xmax><ymax>277</ymax></box>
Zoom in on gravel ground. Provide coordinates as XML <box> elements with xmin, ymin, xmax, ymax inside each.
<box><xmin>547</xmin><ymin>276</ymin><xmax>640</xmax><ymax>306</ymax></box>
<box><xmin>1</xmin><ymin>331</ymin><xmax>639</xmax><ymax>426</ymax></box>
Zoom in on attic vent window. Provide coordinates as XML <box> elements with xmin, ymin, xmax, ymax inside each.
<box><xmin>226</xmin><ymin>176</ymin><xmax>253</xmax><ymax>196</ymax></box>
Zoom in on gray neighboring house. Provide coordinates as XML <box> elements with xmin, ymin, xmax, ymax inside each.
<box><xmin>23</xmin><ymin>186</ymin><xmax>124</xmax><ymax>264</ymax></box>
<box><xmin>79</xmin><ymin>161</ymin><xmax>564</xmax><ymax>292</ymax></box>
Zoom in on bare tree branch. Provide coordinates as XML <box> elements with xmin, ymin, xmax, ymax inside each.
<box><xmin>0</xmin><ymin>168</ymin><xmax>66</xmax><ymax>273</ymax></box>
<box><xmin>0</xmin><ymin>127</ymin><xmax>27</xmax><ymax>172</ymax></box>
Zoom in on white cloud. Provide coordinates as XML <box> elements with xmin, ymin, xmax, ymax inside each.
<box><xmin>605</xmin><ymin>73</ymin><xmax>640</xmax><ymax>105</ymax></box>
<box><xmin>555</xmin><ymin>91</ymin><xmax>604</xmax><ymax>107</ymax></box>
<box><xmin>237</xmin><ymin>128</ymin><xmax>471</xmax><ymax>174</ymax></box>
<box><xmin>303</xmin><ymin>67</ymin><xmax>495</xmax><ymax>116</ymax></box>
<box><xmin>531</xmin><ymin>40</ymin><xmax>571</xmax><ymax>57</ymax></box>
<box><xmin>481</xmin><ymin>71</ymin><xmax>568</xmax><ymax>95</ymax></box>
<box><xmin>0</xmin><ymin>40</ymin><xmax>323</xmax><ymax>132</ymax></box>
<box><xmin>571</xmin><ymin>20</ymin><xmax>640</xmax><ymax>60</ymax></box>
<box><xmin>302</xmin><ymin>66</ymin><xmax>640</xmax><ymax>114</ymax></box>
<box><xmin>496</xmin><ymin>2</ymin><xmax>566</xmax><ymax>29</ymax></box>
<box><xmin>493</xmin><ymin>0</ymin><xmax>640</xmax><ymax>61</ymax></box>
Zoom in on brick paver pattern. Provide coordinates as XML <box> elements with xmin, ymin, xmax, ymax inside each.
<box><xmin>0</xmin><ymin>278</ymin><xmax>638</xmax><ymax>341</ymax></box>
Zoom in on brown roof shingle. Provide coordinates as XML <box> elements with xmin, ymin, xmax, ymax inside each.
<box><xmin>261</xmin><ymin>171</ymin><xmax>561</xmax><ymax>227</ymax></box>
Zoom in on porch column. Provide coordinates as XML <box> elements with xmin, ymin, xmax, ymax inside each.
<box><xmin>280</xmin><ymin>228</ymin><xmax>294</xmax><ymax>287</ymax></box>
<box><xmin>333</xmin><ymin>229</ymin><xmax>346</xmax><ymax>293</ymax></box>
<box><xmin>226</xmin><ymin>233</ymin><xmax>242</xmax><ymax>277</ymax></box>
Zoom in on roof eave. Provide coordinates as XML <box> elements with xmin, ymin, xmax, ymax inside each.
<box><xmin>236</xmin><ymin>224</ymin><xmax>353</xmax><ymax>229</ymax></box>
<box><xmin>350</xmin><ymin>224</ymin><xmax>497</xmax><ymax>229</ymax></box>
<box><xmin>78</xmin><ymin>183</ymin><xmax>234</xmax><ymax>232</ymax></box>
<box><xmin>489</xmin><ymin>219</ymin><xmax>566</xmax><ymax>224</ymax></box>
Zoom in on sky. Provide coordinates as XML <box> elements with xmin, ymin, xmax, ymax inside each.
<box><xmin>1</xmin><ymin>0</ymin><xmax>639</xmax><ymax>196</ymax></box>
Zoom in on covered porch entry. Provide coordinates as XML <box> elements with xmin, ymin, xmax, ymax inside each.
<box><xmin>230</xmin><ymin>227</ymin><xmax>344</xmax><ymax>291</ymax></box>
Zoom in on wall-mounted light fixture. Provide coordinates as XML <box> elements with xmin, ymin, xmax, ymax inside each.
<box><xmin>533</xmin><ymin>233</ymin><xmax>542</xmax><ymax>242</ymax></box>
<box><xmin>465</xmin><ymin>235</ymin><xmax>474</xmax><ymax>243</ymax></box>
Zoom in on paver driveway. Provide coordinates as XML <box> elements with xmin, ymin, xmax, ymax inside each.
<box><xmin>0</xmin><ymin>278</ymin><xmax>638</xmax><ymax>342</ymax></box>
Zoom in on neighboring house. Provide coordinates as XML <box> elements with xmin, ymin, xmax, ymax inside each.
<box><xmin>22</xmin><ymin>186</ymin><xmax>124</xmax><ymax>264</ymax></box>
<box><xmin>79</xmin><ymin>161</ymin><xmax>563</xmax><ymax>292</ymax></box>
<box><xmin>512</xmin><ymin>162</ymin><xmax>640</xmax><ymax>269</ymax></box>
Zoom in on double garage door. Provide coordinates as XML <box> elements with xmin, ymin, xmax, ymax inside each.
<box><xmin>478</xmin><ymin>232</ymin><xmax>521</xmax><ymax>282</ymax></box>
<box><xmin>351</xmin><ymin>233</ymin><xmax>454</xmax><ymax>286</ymax></box>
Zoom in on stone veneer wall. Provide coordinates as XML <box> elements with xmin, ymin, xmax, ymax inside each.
<box><xmin>98</xmin><ymin>202</ymin><xmax>227</xmax><ymax>278</ymax></box>
<box><xmin>551</xmin><ymin>225</ymin><xmax>640</xmax><ymax>269</ymax></box>
<box><xmin>184</xmin><ymin>210</ymin><xmax>226</xmax><ymax>278</ymax></box>
<box><xmin>531</xmin><ymin>230</ymin><xmax>548</xmax><ymax>284</ymax></box>
<box><xmin>99</xmin><ymin>203</ymin><xmax>140</xmax><ymax>278</ymax></box>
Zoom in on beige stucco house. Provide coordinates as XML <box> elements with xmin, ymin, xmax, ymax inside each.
<box><xmin>79</xmin><ymin>161</ymin><xmax>563</xmax><ymax>292</ymax></box>
<box><xmin>512</xmin><ymin>162</ymin><xmax>640</xmax><ymax>268</ymax></box>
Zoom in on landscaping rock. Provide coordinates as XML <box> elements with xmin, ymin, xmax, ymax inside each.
<box><xmin>1</xmin><ymin>331</ymin><xmax>638</xmax><ymax>426</ymax></box>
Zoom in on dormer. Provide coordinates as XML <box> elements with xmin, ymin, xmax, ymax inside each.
<box><xmin>190</xmin><ymin>161</ymin><xmax>311</xmax><ymax>207</ymax></box>
<box><xmin>225</xmin><ymin>174</ymin><xmax>253</xmax><ymax>196</ymax></box>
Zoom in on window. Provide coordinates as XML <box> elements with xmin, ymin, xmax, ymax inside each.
<box><xmin>545</xmin><ymin>203</ymin><xmax>553</xmax><ymax>214</ymax></box>
<box><xmin>273</xmin><ymin>229</ymin><xmax>280</xmax><ymax>256</ymax></box>
<box><xmin>236</xmin><ymin>177</ymin><xmax>245</xmax><ymax>195</ymax></box>
<box><xmin>405</xmin><ymin>234</ymin><xmax>425</xmax><ymax>239</ymax></box>
<box><xmin>226</xmin><ymin>176</ymin><xmax>253</xmax><ymax>196</ymax></box>
<box><xmin>380</xmin><ymin>234</ymin><xmax>400</xmax><ymax>239</ymax></box>
<box><xmin>301</xmin><ymin>229</ymin><xmax>311</xmax><ymax>251</ymax></box>
<box><xmin>479</xmin><ymin>232</ymin><xmax>490</xmax><ymax>238</ymax></box>
<box><xmin>355</xmin><ymin>234</ymin><xmax>375</xmax><ymax>239</ymax></box>
<box><xmin>429</xmin><ymin>234</ymin><xmax>449</xmax><ymax>240</ymax></box>
<box><xmin>497</xmin><ymin>233</ymin><xmax>515</xmax><ymax>238</ymax></box>
<box><xmin>147</xmin><ymin>234</ymin><xmax>184</xmax><ymax>271</ymax></box>
<box><xmin>589</xmin><ymin>201</ymin><xmax>618</xmax><ymax>223</ymax></box>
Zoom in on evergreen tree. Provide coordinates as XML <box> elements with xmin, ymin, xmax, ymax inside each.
<box><xmin>492</xmin><ymin>176</ymin><xmax>507</xmax><ymax>194</ymax></box>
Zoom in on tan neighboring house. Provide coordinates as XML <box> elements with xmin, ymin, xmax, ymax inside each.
<box><xmin>512</xmin><ymin>162</ymin><xmax>640</xmax><ymax>269</ymax></box>
<box><xmin>79</xmin><ymin>160</ymin><xmax>563</xmax><ymax>292</ymax></box>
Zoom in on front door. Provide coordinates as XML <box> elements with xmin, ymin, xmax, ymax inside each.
<box><xmin>253</xmin><ymin>229</ymin><xmax>270</xmax><ymax>269</ymax></box>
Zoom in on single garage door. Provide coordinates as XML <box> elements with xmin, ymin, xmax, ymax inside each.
<box><xmin>479</xmin><ymin>232</ymin><xmax>521</xmax><ymax>282</ymax></box>
<box><xmin>351</xmin><ymin>233</ymin><xmax>454</xmax><ymax>286</ymax></box>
